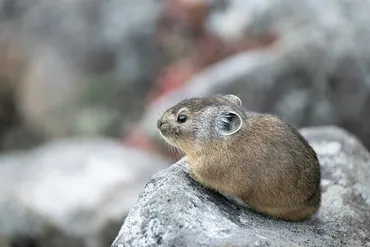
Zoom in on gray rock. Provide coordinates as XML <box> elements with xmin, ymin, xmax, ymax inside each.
<box><xmin>112</xmin><ymin>126</ymin><xmax>370</xmax><ymax>247</ymax></box>
<box><xmin>0</xmin><ymin>138</ymin><xmax>170</xmax><ymax>247</ymax></box>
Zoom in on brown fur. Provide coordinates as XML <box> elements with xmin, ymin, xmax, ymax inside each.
<box><xmin>157</xmin><ymin>95</ymin><xmax>321</xmax><ymax>221</ymax></box>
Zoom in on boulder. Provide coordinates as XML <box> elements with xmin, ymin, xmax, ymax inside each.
<box><xmin>0</xmin><ymin>138</ymin><xmax>170</xmax><ymax>247</ymax></box>
<box><xmin>112</xmin><ymin>126</ymin><xmax>370</xmax><ymax>247</ymax></box>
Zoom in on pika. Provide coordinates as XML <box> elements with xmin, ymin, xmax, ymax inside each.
<box><xmin>157</xmin><ymin>94</ymin><xmax>321</xmax><ymax>221</ymax></box>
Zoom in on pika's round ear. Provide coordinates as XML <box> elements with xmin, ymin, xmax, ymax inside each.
<box><xmin>215</xmin><ymin>110</ymin><xmax>243</xmax><ymax>136</ymax></box>
<box><xmin>223</xmin><ymin>94</ymin><xmax>242</xmax><ymax>107</ymax></box>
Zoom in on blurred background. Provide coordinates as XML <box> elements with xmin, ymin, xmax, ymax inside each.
<box><xmin>0</xmin><ymin>0</ymin><xmax>370</xmax><ymax>246</ymax></box>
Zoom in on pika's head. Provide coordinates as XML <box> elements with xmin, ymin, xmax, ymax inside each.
<box><xmin>157</xmin><ymin>94</ymin><xmax>244</xmax><ymax>151</ymax></box>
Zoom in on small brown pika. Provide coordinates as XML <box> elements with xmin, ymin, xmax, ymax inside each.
<box><xmin>157</xmin><ymin>94</ymin><xmax>321</xmax><ymax>221</ymax></box>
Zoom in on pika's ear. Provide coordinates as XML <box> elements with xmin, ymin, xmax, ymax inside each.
<box><xmin>215</xmin><ymin>111</ymin><xmax>243</xmax><ymax>136</ymax></box>
<box><xmin>223</xmin><ymin>94</ymin><xmax>242</xmax><ymax>107</ymax></box>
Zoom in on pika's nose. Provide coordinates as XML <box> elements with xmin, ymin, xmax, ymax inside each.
<box><xmin>157</xmin><ymin>119</ymin><xmax>163</xmax><ymax>129</ymax></box>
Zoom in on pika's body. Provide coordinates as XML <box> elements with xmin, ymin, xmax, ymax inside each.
<box><xmin>157</xmin><ymin>95</ymin><xmax>321</xmax><ymax>221</ymax></box>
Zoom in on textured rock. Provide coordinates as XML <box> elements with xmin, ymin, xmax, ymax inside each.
<box><xmin>139</xmin><ymin>0</ymin><xmax>370</xmax><ymax>150</ymax></box>
<box><xmin>0</xmin><ymin>138</ymin><xmax>170</xmax><ymax>247</ymax></box>
<box><xmin>112</xmin><ymin>126</ymin><xmax>370</xmax><ymax>247</ymax></box>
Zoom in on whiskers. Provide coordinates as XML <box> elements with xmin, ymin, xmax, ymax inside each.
<box><xmin>166</xmin><ymin>144</ymin><xmax>183</xmax><ymax>161</ymax></box>
<box><xmin>153</xmin><ymin>97</ymin><xmax>186</xmax><ymax>161</ymax></box>
<box><xmin>161</xmin><ymin>136</ymin><xmax>184</xmax><ymax>161</ymax></box>
<box><xmin>153</xmin><ymin>99</ymin><xmax>170</xmax><ymax>120</ymax></box>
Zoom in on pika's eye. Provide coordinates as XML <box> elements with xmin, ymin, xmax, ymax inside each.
<box><xmin>177</xmin><ymin>114</ymin><xmax>187</xmax><ymax>123</ymax></box>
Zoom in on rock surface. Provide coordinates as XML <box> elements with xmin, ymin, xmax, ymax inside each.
<box><xmin>112</xmin><ymin>126</ymin><xmax>370</xmax><ymax>247</ymax></box>
<box><xmin>0</xmin><ymin>138</ymin><xmax>170</xmax><ymax>247</ymax></box>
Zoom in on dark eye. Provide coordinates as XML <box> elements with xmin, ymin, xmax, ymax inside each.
<box><xmin>177</xmin><ymin>114</ymin><xmax>187</xmax><ymax>123</ymax></box>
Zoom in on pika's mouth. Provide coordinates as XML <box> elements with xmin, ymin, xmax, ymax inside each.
<box><xmin>159</xmin><ymin>130</ymin><xmax>180</xmax><ymax>148</ymax></box>
<box><xmin>157</xmin><ymin>120</ymin><xmax>179</xmax><ymax>147</ymax></box>
<box><xmin>157</xmin><ymin>119</ymin><xmax>171</xmax><ymax>136</ymax></box>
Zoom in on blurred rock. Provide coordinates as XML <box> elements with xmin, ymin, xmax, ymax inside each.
<box><xmin>0</xmin><ymin>0</ymin><xmax>168</xmax><ymax>146</ymax></box>
<box><xmin>0</xmin><ymin>30</ymin><xmax>27</xmax><ymax>152</ymax></box>
<box><xmin>152</xmin><ymin>0</ymin><xmax>278</xmax><ymax>102</ymax></box>
<box><xmin>135</xmin><ymin>0</ymin><xmax>370</xmax><ymax>151</ymax></box>
<box><xmin>0</xmin><ymin>81</ymin><xmax>19</xmax><ymax>150</ymax></box>
<box><xmin>112</xmin><ymin>126</ymin><xmax>370</xmax><ymax>247</ymax></box>
<box><xmin>0</xmin><ymin>138</ymin><xmax>170</xmax><ymax>247</ymax></box>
